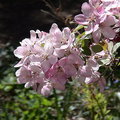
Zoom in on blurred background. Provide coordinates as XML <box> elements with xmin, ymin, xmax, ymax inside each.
<box><xmin>0</xmin><ymin>0</ymin><xmax>120</xmax><ymax>120</ymax></box>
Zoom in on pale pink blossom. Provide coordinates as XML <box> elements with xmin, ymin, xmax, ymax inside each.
<box><xmin>74</xmin><ymin>0</ymin><xmax>119</xmax><ymax>42</ymax></box>
<box><xmin>14</xmin><ymin>23</ymin><xmax>84</xmax><ymax>95</ymax></box>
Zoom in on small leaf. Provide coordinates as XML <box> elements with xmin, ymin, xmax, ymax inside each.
<box><xmin>41</xmin><ymin>98</ymin><xmax>52</xmax><ymax>106</ymax></box>
<box><xmin>113</xmin><ymin>42</ymin><xmax>120</xmax><ymax>53</ymax></box>
<box><xmin>91</xmin><ymin>45</ymin><xmax>103</xmax><ymax>53</ymax></box>
<box><xmin>82</xmin><ymin>46</ymin><xmax>91</xmax><ymax>55</ymax></box>
<box><xmin>100</xmin><ymin>58</ymin><xmax>111</xmax><ymax>65</ymax></box>
<box><xmin>108</xmin><ymin>41</ymin><xmax>113</xmax><ymax>54</ymax></box>
<box><xmin>81</xmin><ymin>39</ymin><xmax>90</xmax><ymax>47</ymax></box>
<box><xmin>73</xmin><ymin>25</ymin><xmax>84</xmax><ymax>32</ymax></box>
<box><xmin>4</xmin><ymin>86</ymin><xmax>13</xmax><ymax>92</ymax></box>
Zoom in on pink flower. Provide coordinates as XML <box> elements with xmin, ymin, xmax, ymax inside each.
<box><xmin>85</xmin><ymin>72</ymin><xmax>100</xmax><ymax>84</ymax></box>
<box><xmin>14</xmin><ymin>23</ymin><xmax>81</xmax><ymax>96</ymax></box>
<box><xmin>92</xmin><ymin>15</ymin><xmax>117</xmax><ymax>42</ymax></box>
<box><xmin>79</xmin><ymin>66</ymin><xmax>93</xmax><ymax>77</ymax></box>
<box><xmin>74</xmin><ymin>0</ymin><xmax>119</xmax><ymax>42</ymax></box>
<box><xmin>74</xmin><ymin>1</ymin><xmax>105</xmax><ymax>35</ymax></box>
<box><xmin>41</xmin><ymin>83</ymin><xmax>53</xmax><ymax>96</ymax></box>
<box><xmin>14</xmin><ymin>22</ymin><xmax>107</xmax><ymax>96</ymax></box>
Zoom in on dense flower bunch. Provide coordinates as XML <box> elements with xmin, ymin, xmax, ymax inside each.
<box><xmin>14</xmin><ymin>0</ymin><xmax>120</xmax><ymax>96</ymax></box>
<box><xmin>14</xmin><ymin>24</ymin><xmax>85</xmax><ymax>96</ymax></box>
<box><xmin>74</xmin><ymin>0</ymin><xmax>120</xmax><ymax>43</ymax></box>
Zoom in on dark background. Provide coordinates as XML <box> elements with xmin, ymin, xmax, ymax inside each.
<box><xmin>0</xmin><ymin>0</ymin><xmax>87</xmax><ymax>46</ymax></box>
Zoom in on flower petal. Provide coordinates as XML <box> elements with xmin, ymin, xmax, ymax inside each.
<box><xmin>92</xmin><ymin>29</ymin><xmax>101</xmax><ymax>43</ymax></box>
<box><xmin>74</xmin><ymin>14</ymin><xmax>88</xmax><ymax>25</ymax></box>
<box><xmin>102</xmin><ymin>15</ymin><xmax>117</xmax><ymax>26</ymax></box>
<box><xmin>85</xmin><ymin>22</ymin><xmax>94</xmax><ymax>34</ymax></box>
<box><xmin>82</xmin><ymin>2</ymin><xmax>93</xmax><ymax>16</ymax></box>
<box><xmin>101</xmin><ymin>27</ymin><xmax>116</xmax><ymax>39</ymax></box>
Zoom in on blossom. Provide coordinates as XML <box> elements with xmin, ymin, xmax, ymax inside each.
<box><xmin>92</xmin><ymin>15</ymin><xmax>117</xmax><ymax>42</ymax></box>
<box><xmin>14</xmin><ymin>23</ymin><xmax>84</xmax><ymax>96</ymax></box>
<box><xmin>74</xmin><ymin>1</ymin><xmax>106</xmax><ymax>34</ymax></box>
<box><xmin>74</xmin><ymin>0</ymin><xmax>119</xmax><ymax>42</ymax></box>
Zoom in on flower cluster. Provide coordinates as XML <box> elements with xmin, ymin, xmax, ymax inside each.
<box><xmin>14</xmin><ymin>23</ymin><xmax>86</xmax><ymax>96</ymax></box>
<box><xmin>74</xmin><ymin>0</ymin><xmax>120</xmax><ymax>43</ymax></box>
<box><xmin>14</xmin><ymin>0</ymin><xmax>120</xmax><ymax>96</ymax></box>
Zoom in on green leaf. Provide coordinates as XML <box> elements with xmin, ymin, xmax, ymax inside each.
<box><xmin>108</xmin><ymin>41</ymin><xmax>113</xmax><ymax>54</ymax></box>
<box><xmin>41</xmin><ymin>98</ymin><xmax>53</xmax><ymax>106</ymax></box>
<box><xmin>4</xmin><ymin>86</ymin><xmax>13</xmax><ymax>92</ymax></box>
<box><xmin>73</xmin><ymin>25</ymin><xmax>84</xmax><ymax>32</ymax></box>
<box><xmin>91</xmin><ymin>45</ymin><xmax>103</xmax><ymax>53</ymax></box>
<box><xmin>82</xmin><ymin>46</ymin><xmax>91</xmax><ymax>55</ymax></box>
<box><xmin>113</xmin><ymin>42</ymin><xmax>120</xmax><ymax>53</ymax></box>
<box><xmin>81</xmin><ymin>39</ymin><xmax>90</xmax><ymax>47</ymax></box>
<box><xmin>100</xmin><ymin>58</ymin><xmax>111</xmax><ymax>65</ymax></box>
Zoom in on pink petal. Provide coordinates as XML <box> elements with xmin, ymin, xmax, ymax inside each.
<box><xmin>85</xmin><ymin>22</ymin><xmax>94</xmax><ymax>34</ymax></box>
<box><xmin>68</xmin><ymin>33</ymin><xmax>75</xmax><ymax>46</ymax></box>
<box><xmin>45</xmin><ymin>62</ymin><xmax>59</xmax><ymax>78</ymax></box>
<box><xmin>14</xmin><ymin>46</ymin><xmax>29</xmax><ymax>58</ymax></box>
<box><xmin>41</xmin><ymin>83</ymin><xmax>52</xmax><ymax>96</ymax></box>
<box><xmin>62</xmin><ymin>27</ymin><xmax>71</xmax><ymax>39</ymax></box>
<box><xmin>93</xmin><ymin>23</ymin><xmax>99</xmax><ymax>32</ymax></box>
<box><xmin>101</xmin><ymin>26</ymin><xmax>116</xmax><ymax>39</ymax></box>
<box><xmin>62</xmin><ymin>64</ymin><xmax>77</xmax><ymax>76</ymax></box>
<box><xmin>79</xmin><ymin>66</ymin><xmax>92</xmax><ymax>77</ymax></box>
<box><xmin>92</xmin><ymin>29</ymin><xmax>101</xmax><ymax>43</ymax></box>
<box><xmin>59</xmin><ymin>57</ymin><xmax>68</xmax><ymax>67</ymax></box>
<box><xmin>102</xmin><ymin>15</ymin><xmax>117</xmax><ymax>26</ymax></box>
<box><xmin>16</xmin><ymin>67</ymin><xmax>31</xmax><ymax>83</ymax></box>
<box><xmin>74</xmin><ymin>14</ymin><xmax>88</xmax><ymax>25</ymax></box>
<box><xmin>89</xmin><ymin>0</ymin><xmax>100</xmax><ymax>6</ymax></box>
<box><xmin>88</xmin><ymin>57</ymin><xmax>98</xmax><ymax>67</ymax></box>
<box><xmin>25</xmin><ymin>82</ymin><xmax>34</xmax><ymax>88</ymax></box>
<box><xmin>30</xmin><ymin>30</ymin><xmax>36</xmax><ymax>41</ymax></box>
<box><xmin>14</xmin><ymin>59</ymin><xmax>24</xmax><ymax>67</ymax></box>
<box><xmin>44</xmin><ymin>42</ymin><xmax>54</xmax><ymax>55</ymax></box>
<box><xmin>48</xmin><ymin>55</ymin><xmax>58</xmax><ymax>65</ymax></box>
<box><xmin>49</xmin><ymin>23</ymin><xmax>62</xmax><ymax>41</ymax></box>
<box><xmin>41</xmin><ymin>60</ymin><xmax>51</xmax><ymax>73</ymax></box>
<box><xmin>68</xmin><ymin>54</ymin><xmax>84</xmax><ymax>65</ymax></box>
<box><xmin>85</xmin><ymin>73</ymin><xmax>99</xmax><ymax>84</ymax></box>
<box><xmin>51</xmin><ymin>72</ymin><xmax>67</xmax><ymax>90</ymax></box>
<box><xmin>82</xmin><ymin>2</ymin><xmax>93</xmax><ymax>16</ymax></box>
<box><xmin>53</xmin><ymin>48</ymin><xmax>65</xmax><ymax>58</ymax></box>
<box><xmin>29</xmin><ymin>63</ymin><xmax>41</xmax><ymax>73</ymax></box>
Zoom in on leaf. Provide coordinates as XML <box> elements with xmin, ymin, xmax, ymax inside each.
<box><xmin>73</xmin><ymin>25</ymin><xmax>84</xmax><ymax>32</ymax></box>
<box><xmin>108</xmin><ymin>41</ymin><xmax>113</xmax><ymax>54</ymax></box>
<box><xmin>82</xmin><ymin>46</ymin><xmax>91</xmax><ymax>55</ymax></box>
<box><xmin>81</xmin><ymin>39</ymin><xmax>90</xmax><ymax>47</ymax></box>
<box><xmin>99</xmin><ymin>40</ymin><xmax>108</xmax><ymax>51</ymax></box>
<box><xmin>100</xmin><ymin>58</ymin><xmax>111</xmax><ymax>65</ymax></box>
<box><xmin>113</xmin><ymin>42</ymin><xmax>120</xmax><ymax>53</ymax></box>
<box><xmin>91</xmin><ymin>45</ymin><xmax>103</xmax><ymax>53</ymax></box>
<box><xmin>41</xmin><ymin>98</ymin><xmax>53</xmax><ymax>106</ymax></box>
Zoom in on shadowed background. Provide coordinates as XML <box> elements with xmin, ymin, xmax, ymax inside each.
<box><xmin>0</xmin><ymin>0</ymin><xmax>87</xmax><ymax>45</ymax></box>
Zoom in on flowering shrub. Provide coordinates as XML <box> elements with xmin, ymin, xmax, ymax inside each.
<box><xmin>14</xmin><ymin>0</ymin><xmax>120</xmax><ymax>96</ymax></box>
